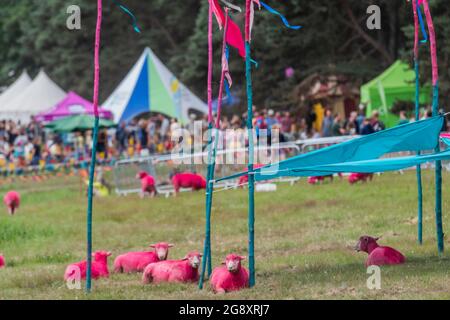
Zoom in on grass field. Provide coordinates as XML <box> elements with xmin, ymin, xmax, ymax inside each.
<box><xmin>1</xmin><ymin>170</ymin><xmax>450</xmax><ymax>300</ymax></box>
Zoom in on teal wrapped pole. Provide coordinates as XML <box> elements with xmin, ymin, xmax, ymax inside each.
<box><xmin>412</xmin><ymin>0</ymin><xmax>423</xmax><ymax>245</ymax></box>
<box><xmin>86</xmin><ymin>0</ymin><xmax>102</xmax><ymax>293</ymax></box>
<box><xmin>432</xmin><ymin>84</ymin><xmax>443</xmax><ymax>254</ymax></box>
<box><xmin>199</xmin><ymin>2</ymin><xmax>214</xmax><ymax>289</ymax></box>
<box><xmin>423</xmin><ymin>0</ymin><xmax>444</xmax><ymax>255</ymax></box>
<box><xmin>86</xmin><ymin>117</ymin><xmax>99</xmax><ymax>292</ymax></box>
<box><xmin>415</xmin><ymin>60</ymin><xmax>423</xmax><ymax>245</ymax></box>
<box><xmin>245</xmin><ymin>0</ymin><xmax>255</xmax><ymax>287</ymax></box>
<box><xmin>245</xmin><ymin>41</ymin><xmax>255</xmax><ymax>287</ymax></box>
<box><xmin>199</xmin><ymin>123</ymin><xmax>214</xmax><ymax>290</ymax></box>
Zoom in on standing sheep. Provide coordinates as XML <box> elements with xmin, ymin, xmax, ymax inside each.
<box><xmin>171</xmin><ymin>172</ymin><xmax>206</xmax><ymax>195</ymax></box>
<box><xmin>114</xmin><ymin>242</ymin><xmax>173</xmax><ymax>273</ymax></box>
<box><xmin>64</xmin><ymin>251</ymin><xmax>111</xmax><ymax>281</ymax></box>
<box><xmin>355</xmin><ymin>235</ymin><xmax>405</xmax><ymax>267</ymax></box>
<box><xmin>142</xmin><ymin>251</ymin><xmax>202</xmax><ymax>284</ymax></box>
<box><xmin>4</xmin><ymin>191</ymin><xmax>20</xmax><ymax>215</ymax></box>
<box><xmin>137</xmin><ymin>171</ymin><xmax>157</xmax><ymax>198</ymax></box>
<box><xmin>210</xmin><ymin>254</ymin><xmax>249</xmax><ymax>293</ymax></box>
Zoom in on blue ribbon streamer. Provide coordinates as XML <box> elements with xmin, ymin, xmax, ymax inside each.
<box><xmin>112</xmin><ymin>0</ymin><xmax>141</xmax><ymax>33</ymax></box>
<box><xmin>224</xmin><ymin>46</ymin><xmax>232</xmax><ymax>98</ymax></box>
<box><xmin>416</xmin><ymin>0</ymin><xmax>428</xmax><ymax>44</ymax></box>
<box><xmin>260</xmin><ymin>1</ymin><xmax>302</xmax><ymax>30</ymax></box>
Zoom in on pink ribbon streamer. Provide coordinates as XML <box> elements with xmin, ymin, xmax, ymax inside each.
<box><xmin>93</xmin><ymin>0</ymin><xmax>103</xmax><ymax>117</ymax></box>
<box><xmin>216</xmin><ymin>9</ymin><xmax>231</xmax><ymax>128</ymax></box>
<box><xmin>412</xmin><ymin>0</ymin><xmax>419</xmax><ymax>59</ymax></box>
<box><xmin>422</xmin><ymin>0</ymin><xmax>438</xmax><ymax>85</ymax></box>
<box><xmin>245</xmin><ymin>0</ymin><xmax>260</xmax><ymax>42</ymax></box>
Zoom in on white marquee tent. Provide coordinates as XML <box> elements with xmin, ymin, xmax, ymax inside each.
<box><xmin>0</xmin><ymin>71</ymin><xmax>32</xmax><ymax>109</ymax></box>
<box><xmin>1</xmin><ymin>70</ymin><xmax>66</xmax><ymax>123</ymax></box>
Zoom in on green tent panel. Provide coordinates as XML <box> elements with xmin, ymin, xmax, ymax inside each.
<box><xmin>360</xmin><ymin>60</ymin><xmax>431</xmax><ymax>127</ymax></box>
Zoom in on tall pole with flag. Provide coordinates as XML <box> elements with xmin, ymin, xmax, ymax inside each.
<box><xmin>422</xmin><ymin>0</ymin><xmax>444</xmax><ymax>254</ymax></box>
<box><xmin>412</xmin><ymin>0</ymin><xmax>424</xmax><ymax>245</ymax></box>
<box><xmin>245</xmin><ymin>0</ymin><xmax>256</xmax><ymax>288</ymax></box>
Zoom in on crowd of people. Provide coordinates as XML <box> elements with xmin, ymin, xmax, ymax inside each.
<box><xmin>0</xmin><ymin>106</ymin><xmax>443</xmax><ymax>174</ymax></box>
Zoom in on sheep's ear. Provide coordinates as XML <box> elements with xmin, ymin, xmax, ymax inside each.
<box><xmin>374</xmin><ymin>236</ymin><xmax>381</xmax><ymax>241</ymax></box>
<box><xmin>107</xmin><ymin>252</ymin><xmax>112</xmax><ymax>256</ymax></box>
<box><xmin>221</xmin><ymin>261</ymin><xmax>226</xmax><ymax>265</ymax></box>
<box><xmin>182</xmin><ymin>256</ymin><xmax>188</xmax><ymax>261</ymax></box>
<box><xmin>239</xmin><ymin>256</ymin><xmax>247</xmax><ymax>261</ymax></box>
<box><xmin>149</xmin><ymin>244</ymin><xmax>156</xmax><ymax>248</ymax></box>
<box><xmin>168</xmin><ymin>244</ymin><xmax>175</xmax><ymax>248</ymax></box>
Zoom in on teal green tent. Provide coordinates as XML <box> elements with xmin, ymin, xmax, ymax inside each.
<box><xmin>45</xmin><ymin>114</ymin><xmax>116</xmax><ymax>132</ymax></box>
<box><xmin>360</xmin><ymin>60</ymin><xmax>431</xmax><ymax>127</ymax></box>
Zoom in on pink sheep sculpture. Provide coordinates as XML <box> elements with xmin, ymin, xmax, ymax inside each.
<box><xmin>114</xmin><ymin>242</ymin><xmax>173</xmax><ymax>273</ymax></box>
<box><xmin>64</xmin><ymin>251</ymin><xmax>111</xmax><ymax>281</ymax></box>
<box><xmin>355</xmin><ymin>235</ymin><xmax>406</xmax><ymax>267</ymax></box>
<box><xmin>142</xmin><ymin>251</ymin><xmax>202</xmax><ymax>284</ymax></box>
<box><xmin>4</xmin><ymin>191</ymin><xmax>20</xmax><ymax>215</ymax></box>
<box><xmin>210</xmin><ymin>254</ymin><xmax>249</xmax><ymax>293</ymax></box>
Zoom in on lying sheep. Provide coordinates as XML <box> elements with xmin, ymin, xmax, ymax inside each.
<box><xmin>64</xmin><ymin>251</ymin><xmax>111</xmax><ymax>281</ymax></box>
<box><xmin>210</xmin><ymin>254</ymin><xmax>249</xmax><ymax>293</ymax></box>
<box><xmin>348</xmin><ymin>173</ymin><xmax>373</xmax><ymax>184</ymax></box>
<box><xmin>355</xmin><ymin>235</ymin><xmax>405</xmax><ymax>267</ymax></box>
<box><xmin>114</xmin><ymin>242</ymin><xmax>173</xmax><ymax>273</ymax></box>
<box><xmin>142</xmin><ymin>251</ymin><xmax>202</xmax><ymax>284</ymax></box>
<box><xmin>4</xmin><ymin>191</ymin><xmax>20</xmax><ymax>215</ymax></box>
<box><xmin>0</xmin><ymin>254</ymin><xmax>5</xmax><ymax>269</ymax></box>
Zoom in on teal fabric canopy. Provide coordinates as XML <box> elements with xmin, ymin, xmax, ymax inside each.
<box><xmin>275</xmin><ymin>150</ymin><xmax>450</xmax><ymax>177</ymax></box>
<box><xmin>217</xmin><ymin>116</ymin><xmax>445</xmax><ymax>182</ymax></box>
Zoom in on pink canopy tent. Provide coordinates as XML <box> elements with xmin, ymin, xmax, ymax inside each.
<box><xmin>35</xmin><ymin>91</ymin><xmax>113</xmax><ymax>122</ymax></box>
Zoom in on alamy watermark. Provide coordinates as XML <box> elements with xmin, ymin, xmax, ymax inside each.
<box><xmin>66</xmin><ymin>5</ymin><xmax>81</xmax><ymax>30</ymax></box>
<box><xmin>366</xmin><ymin>265</ymin><xmax>381</xmax><ymax>290</ymax></box>
<box><xmin>169</xmin><ymin>121</ymin><xmax>280</xmax><ymax>175</ymax></box>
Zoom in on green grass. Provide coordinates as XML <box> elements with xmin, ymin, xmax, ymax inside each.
<box><xmin>1</xmin><ymin>170</ymin><xmax>450</xmax><ymax>299</ymax></box>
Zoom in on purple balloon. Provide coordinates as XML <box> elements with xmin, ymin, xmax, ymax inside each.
<box><xmin>285</xmin><ymin>67</ymin><xmax>295</xmax><ymax>78</ymax></box>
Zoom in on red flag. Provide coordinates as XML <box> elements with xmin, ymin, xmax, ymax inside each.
<box><xmin>211</xmin><ymin>0</ymin><xmax>245</xmax><ymax>58</ymax></box>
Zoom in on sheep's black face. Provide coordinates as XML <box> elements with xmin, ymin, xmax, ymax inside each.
<box><xmin>355</xmin><ymin>236</ymin><xmax>378</xmax><ymax>253</ymax></box>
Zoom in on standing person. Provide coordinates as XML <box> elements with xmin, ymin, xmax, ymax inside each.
<box><xmin>332</xmin><ymin>114</ymin><xmax>346</xmax><ymax>136</ymax></box>
<box><xmin>345</xmin><ymin>111</ymin><xmax>360</xmax><ymax>135</ymax></box>
<box><xmin>115</xmin><ymin>121</ymin><xmax>127</xmax><ymax>157</ymax></box>
<box><xmin>398</xmin><ymin>110</ymin><xmax>409</xmax><ymax>126</ymax></box>
<box><xmin>360</xmin><ymin>118</ymin><xmax>374</xmax><ymax>135</ymax></box>
<box><xmin>137</xmin><ymin>119</ymin><xmax>148</xmax><ymax>153</ymax></box>
<box><xmin>159</xmin><ymin>114</ymin><xmax>170</xmax><ymax>138</ymax></box>
<box><xmin>97</xmin><ymin>129</ymin><xmax>108</xmax><ymax>160</ymax></box>
<box><xmin>321</xmin><ymin>109</ymin><xmax>334</xmax><ymax>137</ymax></box>
<box><xmin>30</xmin><ymin>137</ymin><xmax>42</xmax><ymax>166</ymax></box>
<box><xmin>370</xmin><ymin>111</ymin><xmax>385</xmax><ymax>132</ymax></box>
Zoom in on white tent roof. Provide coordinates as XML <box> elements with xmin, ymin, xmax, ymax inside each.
<box><xmin>1</xmin><ymin>70</ymin><xmax>66</xmax><ymax>122</ymax></box>
<box><xmin>0</xmin><ymin>71</ymin><xmax>32</xmax><ymax>108</ymax></box>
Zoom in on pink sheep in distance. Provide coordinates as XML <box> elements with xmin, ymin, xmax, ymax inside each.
<box><xmin>3</xmin><ymin>191</ymin><xmax>20</xmax><ymax>215</ymax></box>
<box><xmin>355</xmin><ymin>236</ymin><xmax>406</xmax><ymax>267</ymax></box>
<box><xmin>0</xmin><ymin>254</ymin><xmax>5</xmax><ymax>269</ymax></box>
<box><xmin>64</xmin><ymin>251</ymin><xmax>112</xmax><ymax>281</ymax></box>
<box><xmin>348</xmin><ymin>173</ymin><xmax>373</xmax><ymax>184</ymax></box>
<box><xmin>142</xmin><ymin>251</ymin><xmax>202</xmax><ymax>284</ymax></box>
<box><xmin>210</xmin><ymin>254</ymin><xmax>249</xmax><ymax>293</ymax></box>
<box><xmin>114</xmin><ymin>242</ymin><xmax>173</xmax><ymax>273</ymax></box>
<box><xmin>137</xmin><ymin>171</ymin><xmax>157</xmax><ymax>198</ymax></box>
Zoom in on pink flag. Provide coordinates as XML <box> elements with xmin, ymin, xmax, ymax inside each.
<box><xmin>211</xmin><ymin>0</ymin><xmax>245</xmax><ymax>58</ymax></box>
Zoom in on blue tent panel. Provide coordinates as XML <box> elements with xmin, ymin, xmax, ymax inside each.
<box><xmin>120</xmin><ymin>56</ymin><xmax>150</xmax><ymax>122</ymax></box>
